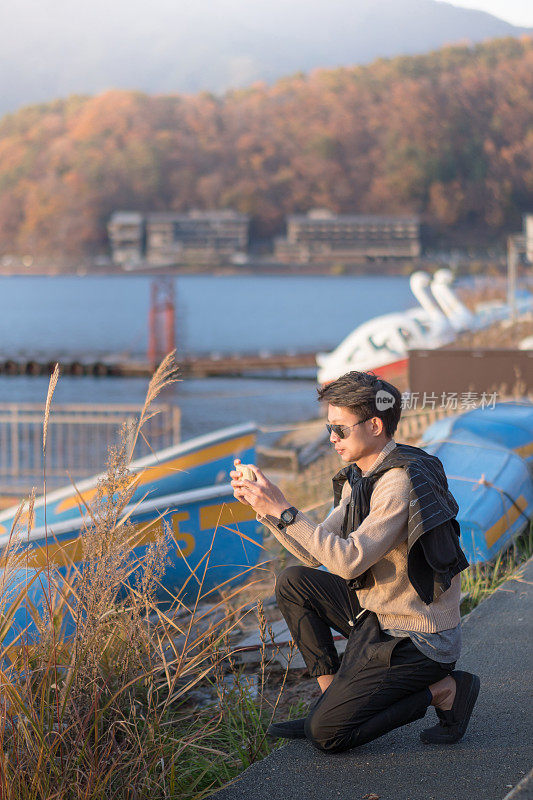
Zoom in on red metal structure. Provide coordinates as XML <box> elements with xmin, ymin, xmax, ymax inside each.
<box><xmin>148</xmin><ymin>278</ymin><xmax>176</xmax><ymax>367</ymax></box>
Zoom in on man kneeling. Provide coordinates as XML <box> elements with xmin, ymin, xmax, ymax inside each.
<box><xmin>231</xmin><ymin>371</ymin><xmax>480</xmax><ymax>752</ymax></box>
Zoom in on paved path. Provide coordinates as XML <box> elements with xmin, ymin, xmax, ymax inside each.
<box><xmin>210</xmin><ymin>556</ymin><xmax>533</xmax><ymax>800</ymax></box>
<box><xmin>503</xmin><ymin>768</ymin><xmax>533</xmax><ymax>800</ymax></box>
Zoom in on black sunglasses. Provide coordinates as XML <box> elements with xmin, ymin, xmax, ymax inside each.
<box><xmin>326</xmin><ymin>418</ymin><xmax>371</xmax><ymax>439</ymax></box>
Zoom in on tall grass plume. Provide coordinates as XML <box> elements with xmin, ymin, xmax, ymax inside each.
<box><xmin>0</xmin><ymin>352</ymin><xmax>292</xmax><ymax>800</ymax></box>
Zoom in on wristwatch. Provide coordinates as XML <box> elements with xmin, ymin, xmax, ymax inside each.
<box><xmin>276</xmin><ymin>506</ymin><xmax>299</xmax><ymax>530</ymax></box>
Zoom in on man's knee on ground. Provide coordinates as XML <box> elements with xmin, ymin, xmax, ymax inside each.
<box><xmin>304</xmin><ymin>709</ymin><xmax>353</xmax><ymax>754</ymax></box>
<box><xmin>275</xmin><ymin>564</ymin><xmax>310</xmax><ymax>605</ymax></box>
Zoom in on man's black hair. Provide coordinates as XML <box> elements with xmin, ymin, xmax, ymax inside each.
<box><xmin>317</xmin><ymin>371</ymin><xmax>402</xmax><ymax>437</ymax></box>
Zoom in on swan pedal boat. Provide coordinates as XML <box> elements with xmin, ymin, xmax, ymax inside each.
<box><xmin>317</xmin><ymin>269</ymin><xmax>533</xmax><ymax>385</ymax></box>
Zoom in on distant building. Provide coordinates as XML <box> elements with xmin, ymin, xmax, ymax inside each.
<box><xmin>108</xmin><ymin>210</ymin><xmax>249</xmax><ymax>266</ymax></box>
<box><xmin>107</xmin><ymin>212</ymin><xmax>145</xmax><ymax>266</ymax></box>
<box><xmin>274</xmin><ymin>209</ymin><xmax>421</xmax><ymax>264</ymax></box>
<box><xmin>145</xmin><ymin>210</ymin><xmax>249</xmax><ymax>265</ymax></box>
<box><xmin>524</xmin><ymin>214</ymin><xmax>533</xmax><ymax>263</ymax></box>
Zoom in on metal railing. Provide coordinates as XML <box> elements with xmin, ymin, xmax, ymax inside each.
<box><xmin>0</xmin><ymin>403</ymin><xmax>181</xmax><ymax>493</ymax></box>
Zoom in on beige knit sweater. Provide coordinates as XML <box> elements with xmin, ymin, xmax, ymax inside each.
<box><xmin>259</xmin><ymin>439</ymin><xmax>461</xmax><ymax>633</ymax></box>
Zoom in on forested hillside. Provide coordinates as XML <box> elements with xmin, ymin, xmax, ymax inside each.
<box><xmin>0</xmin><ymin>37</ymin><xmax>531</xmax><ymax>258</ymax></box>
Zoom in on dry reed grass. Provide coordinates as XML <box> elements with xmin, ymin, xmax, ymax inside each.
<box><xmin>460</xmin><ymin>522</ymin><xmax>533</xmax><ymax>616</ymax></box>
<box><xmin>0</xmin><ymin>354</ymin><xmax>296</xmax><ymax>800</ymax></box>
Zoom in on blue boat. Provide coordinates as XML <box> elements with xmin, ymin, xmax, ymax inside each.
<box><xmin>422</xmin><ymin>433</ymin><xmax>533</xmax><ymax>564</ymax></box>
<box><xmin>0</xmin><ymin>482</ymin><xmax>264</xmax><ymax>646</ymax></box>
<box><xmin>421</xmin><ymin>402</ymin><xmax>533</xmax><ymax>465</ymax></box>
<box><xmin>0</xmin><ymin>423</ymin><xmax>256</xmax><ymax>537</ymax></box>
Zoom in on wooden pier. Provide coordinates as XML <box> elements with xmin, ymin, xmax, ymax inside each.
<box><xmin>0</xmin><ymin>352</ymin><xmax>319</xmax><ymax>378</ymax></box>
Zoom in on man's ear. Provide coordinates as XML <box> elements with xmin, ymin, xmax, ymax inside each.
<box><xmin>371</xmin><ymin>416</ymin><xmax>384</xmax><ymax>436</ymax></box>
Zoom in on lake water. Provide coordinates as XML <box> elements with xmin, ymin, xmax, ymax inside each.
<box><xmin>0</xmin><ymin>274</ymin><xmax>415</xmax><ymax>439</ymax></box>
<box><xmin>0</xmin><ymin>274</ymin><xmax>414</xmax><ymax>357</ymax></box>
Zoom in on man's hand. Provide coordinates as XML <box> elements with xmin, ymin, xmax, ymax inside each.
<box><xmin>230</xmin><ymin>459</ymin><xmax>290</xmax><ymax>518</ymax></box>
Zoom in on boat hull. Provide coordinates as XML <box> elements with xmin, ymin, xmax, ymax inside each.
<box><xmin>421</xmin><ymin>402</ymin><xmax>533</xmax><ymax>465</ymax></box>
<box><xmin>319</xmin><ymin>356</ymin><xmax>408</xmax><ymax>386</ymax></box>
<box><xmin>1</xmin><ymin>484</ymin><xmax>263</xmax><ymax>646</ymax></box>
<box><xmin>0</xmin><ymin>423</ymin><xmax>256</xmax><ymax>536</ymax></box>
<box><xmin>423</xmin><ymin>434</ymin><xmax>533</xmax><ymax>564</ymax></box>
<box><xmin>370</xmin><ymin>357</ymin><xmax>408</xmax><ymax>382</ymax></box>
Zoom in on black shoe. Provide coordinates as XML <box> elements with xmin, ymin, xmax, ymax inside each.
<box><xmin>266</xmin><ymin>717</ymin><xmax>306</xmax><ymax>739</ymax></box>
<box><xmin>420</xmin><ymin>670</ymin><xmax>480</xmax><ymax>745</ymax></box>
<box><xmin>266</xmin><ymin>695</ymin><xmax>323</xmax><ymax>740</ymax></box>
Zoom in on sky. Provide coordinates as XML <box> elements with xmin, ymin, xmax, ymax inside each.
<box><xmin>449</xmin><ymin>0</ymin><xmax>533</xmax><ymax>26</ymax></box>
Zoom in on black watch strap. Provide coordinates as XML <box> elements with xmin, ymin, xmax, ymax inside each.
<box><xmin>276</xmin><ymin>506</ymin><xmax>299</xmax><ymax>530</ymax></box>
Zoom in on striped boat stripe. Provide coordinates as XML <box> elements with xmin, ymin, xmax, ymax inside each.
<box><xmin>54</xmin><ymin>434</ymin><xmax>255</xmax><ymax>514</ymax></box>
<box><xmin>514</xmin><ymin>441</ymin><xmax>533</xmax><ymax>458</ymax></box>
<box><xmin>484</xmin><ymin>495</ymin><xmax>529</xmax><ymax>548</ymax></box>
<box><xmin>0</xmin><ymin>501</ymin><xmax>256</xmax><ymax>569</ymax></box>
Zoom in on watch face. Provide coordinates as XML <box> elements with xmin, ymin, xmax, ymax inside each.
<box><xmin>281</xmin><ymin>508</ymin><xmax>295</xmax><ymax>524</ymax></box>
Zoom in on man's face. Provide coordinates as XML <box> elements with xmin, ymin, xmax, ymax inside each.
<box><xmin>327</xmin><ymin>403</ymin><xmax>381</xmax><ymax>463</ymax></box>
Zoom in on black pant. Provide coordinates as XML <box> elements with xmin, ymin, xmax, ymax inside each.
<box><xmin>275</xmin><ymin>565</ymin><xmax>456</xmax><ymax>753</ymax></box>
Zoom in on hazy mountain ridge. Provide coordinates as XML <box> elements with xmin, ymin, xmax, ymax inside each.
<box><xmin>1</xmin><ymin>0</ymin><xmax>530</xmax><ymax>116</ymax></box>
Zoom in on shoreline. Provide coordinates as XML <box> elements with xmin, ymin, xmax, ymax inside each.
<box><xmin>0</xmin><ymin>256</ymin><xmax>508</xmax><ymax>279</ymax></box>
